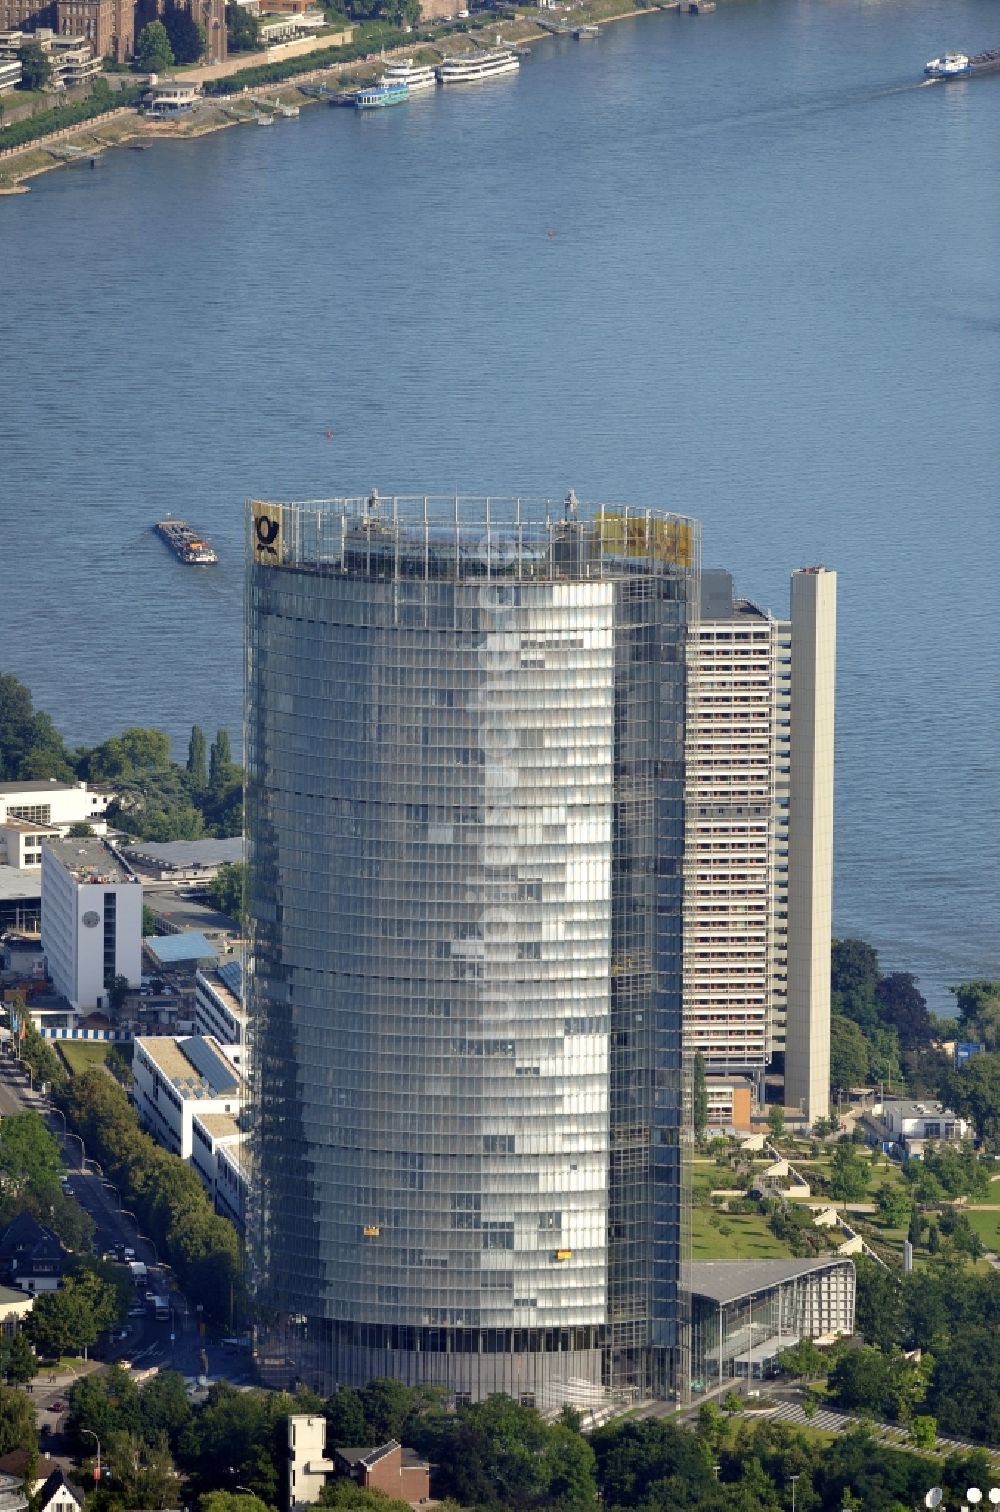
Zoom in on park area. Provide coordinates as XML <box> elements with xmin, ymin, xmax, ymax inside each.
<box><xmin>55</xmin><ymin>1040</ymin><xmax>113</xmax><ymax>1076</ymax></box>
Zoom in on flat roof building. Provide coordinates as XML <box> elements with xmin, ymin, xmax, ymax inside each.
<box><xmin>687</xmin><ymin>1256</ymin><xmax>855</xmax><ymax>1391</ymax></box>
<box><xmin>133</xmin><ymin>1033</ymin><xmax>244</xmax><ymax>1159</ymax></box>
<box><xmin>41</xmin><ymin>838</ymin><xmax>141</xmax><ymax>1012</ymax></box>
<box><xmin>0</xmin><ymin>779</ymin><xmax>111</xmax><ymax>835</ymax></box>
<box><xmin>683</xmin><ymin>567</ymin><xmax>835</xmax><ymax>1123</ymax></box>
<box><xmin>864</xmin><ymin>1098</ymin><xmax>971</xmax><ymax>1158</ymax></box>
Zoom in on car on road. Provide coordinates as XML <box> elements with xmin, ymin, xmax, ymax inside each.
<box><xmin>48</xmin><ymin>1400</ymin><xmax>65</xmax><ymax>1412</ymax></box>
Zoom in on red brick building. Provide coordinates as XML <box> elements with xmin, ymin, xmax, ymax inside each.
<box><xmin>333</xmin><ymin>1442</ymin><xmax>430</xmax><ymax>1505</ymax></box>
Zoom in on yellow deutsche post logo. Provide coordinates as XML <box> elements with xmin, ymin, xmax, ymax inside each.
<box><xmin>251</xmin><ymin>501</ymin><xmax>283</xmax><ymax>566</ymax></box>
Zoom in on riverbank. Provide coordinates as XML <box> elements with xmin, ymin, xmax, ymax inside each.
<box><xmin>0</xmin><ymin>0</ymin><xmax>669</xmax><ymax>190</ymax></box>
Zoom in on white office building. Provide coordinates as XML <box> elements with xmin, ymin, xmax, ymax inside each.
<box><xmin>193</xmin><ymin>960</ymin><xmax>246</xmax><ymax>1066</ymax></box>
<box><xmin>0</xmin><ymin>780</ymin><xmax>111</xmax><ymax>834</ymax></box>
<box><xmin>684</xmin><ymin>567</ymin><xmax>835</xmax><ymax>1123</ymax></box>
<box><xmin>40</xmin><ymin>838</ymin><xmax>141</xmax><ymax>1012</ymax></box>
<box><xmin>133</xmin><ymin>1033</ymin><xmax>245</xmax><ymax>1159</ymax></box>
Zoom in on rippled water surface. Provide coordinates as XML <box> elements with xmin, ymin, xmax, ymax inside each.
<box><xmin>2</xmin><ymin>0</ymin><xmax>998</xmax><ymax>1008</ymax></box>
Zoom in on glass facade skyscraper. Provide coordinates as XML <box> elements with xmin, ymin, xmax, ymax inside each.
<box><xmin>246</xmin><ymin>494</ymin><xmax>699</xmax><ymax>1402</ymax></box>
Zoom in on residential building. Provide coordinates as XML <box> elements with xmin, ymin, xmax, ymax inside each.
<box><xmin>0</xmin><ymin>818</ymin><xmax>60</xmax><ymax>870</ymax></box>
<box><xmin>247</xmin><ymin>493</ymin><xmax>699</xmax><ymax>1403</ymax></box>
<box><xmin>132</xmin><ymin>1033</ymin><xmax>244</xmax><ymax>1159</ymax></box>
<box><xmin>0</xmin><ymin>1461</ymin><xmax>83</xmax><ymax>1512</ymax></box>
<box><xmin>703</xmin><ymin>1075</ymin><xmax>753</xmax><ymax>1135</ymax></box>
<box><xmin>55</xmin><ymin>0</ymin><xmax>131</xmax><ymax>57</ymax></box>
<box><xmin>683</xmin><ymin>567</ymin><xmax>835</xmax><ymax>1123</ymax></box>
<box><xmin>0</xmin><ymin>54</ymin><xmax>20</xmax><ymax>88</ymax></box>
<box><xmin>40</xmin><ymin>838</ymin><xmax>141</xmax><ymax>1012</ymax></box>
<box><xmin>194</xmin><ymin>960</ymin><xmax>245</xmax><ymax>1064</ymax></box>
<box><xmin>0</xmin><ymin>1212</ymin><xmax>66</xmax><ymax>1293</ymax></box>
<box><xmin>864</xmin><ymin>1097</ymin><xmax>972</xmax><ymax>1159</ymax></box>
<box><xmin>287</xmin><ymin>1418</ymin><xmax>429</xmax><ymax>1510</ymax></box>
<box><xmin>0</xmin><ymin>780</ymin><xmax>111</xmax><ymax>835</ymax></box>
<box><xmin>332</xmin><ymin>1444</ymin><xmax>430</xmax><ymax>1505</ymax></box>
<box><xmin>47</xmin><ymin>31</ymin><xmax>102</xmax><ymax>83</ymax></box>
<box><xmin>141</xmin><ymin>76</ymin><xmax>199</xmax><ymax>113</ymax></box>
<box><xmin>687</xmin><ymin>1256</ymin><xmax>855</xmax><ymax>1388</ymax></box>
<box><xmin>0</xmin><ymin>867</ymin><xmax>41</xmax><ymax>935</ymax></box>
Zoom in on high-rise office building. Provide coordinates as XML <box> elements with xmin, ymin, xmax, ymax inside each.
<box><xmin>683</xmin><ymin>567</ymin><xmax>835</xmax><ymax>1123</ymax></box>
<box><xmin>245</xmin><ymin>493</ymin><xmax>700</xmax><ymax>1403</ymax></box>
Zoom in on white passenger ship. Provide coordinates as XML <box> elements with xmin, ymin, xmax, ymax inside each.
<box><xmin>436</xmin><ymin>48</ymin><xmax>520</xmax><ymax>84</ymax></box>
<box><xmin>382</xmin><ymin>59</ymin><xmax>438</xmax><ymax>92</ymax></box>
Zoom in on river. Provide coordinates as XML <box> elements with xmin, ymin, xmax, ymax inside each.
<box><xmin>1</xmin><ymin>0</ymin><xmax>998</xmax><ymax>1009</ymax></box>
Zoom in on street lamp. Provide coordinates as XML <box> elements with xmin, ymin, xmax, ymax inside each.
<box><xmin>80</xmin><ymin>1429</ymin><xmax>102</xmax><ymax>1483</ymax></box>
<box><xmin>48</xmin><ymin>1105</ymin><xmax>87</xmax><ymax>1169</ymax></box>
<box><xmin>790</xmin><ymin>1475</ymin><xmax>800</xmax><ymax>1512</ymax></box>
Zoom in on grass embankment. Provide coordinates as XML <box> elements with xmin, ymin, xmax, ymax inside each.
<box><xmin>56</xmin><ymin>1040</ymin><xmax>114</xmax><ymax>1076</ymax></box>
<box><xmin>692</xmin><ymin>1207</ymin><xmax>791</xmax><ymax>1261</ymax></box>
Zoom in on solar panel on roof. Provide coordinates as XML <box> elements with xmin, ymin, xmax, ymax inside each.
<box><xmin>181</xmin><ymin>1036</ymin><xmax>239</xmax><ymax>1095</ymax></box>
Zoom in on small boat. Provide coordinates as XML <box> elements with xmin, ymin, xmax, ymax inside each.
<box><xmin>574</xmin><ymin>24</ymin><xmax>599</xmax><ymax>38</ymax></box>
<box><xmin>255</xmin><ymin>112</ymin><xmax>275</xmax><ymax>125</ymax></box>
<box><xmin>436</xmin><ymin>48</ymin><xmax>520</xmax><ymax>84</ymax></box>
<box><xmin>154</xmin><ymin>519</ymin><xmax>219</xmax><ymax>565</ymax></box>
<box><xmin>356</xmin><ymin>81</ymin><xmax>409</xmax><ymax>108</ymax></box>
<box><xmin>276</xmin><ymin>102</ymin><xmax>300</xmax><ymax>117</ymax></box>
<box><xmin>381</xmin><ymin>58</ymin><xmax>438</xmax><ymax>92</ymax></box>
<box><xmin>924</xmin><ymin>52</ymin><xmax>972</xmax><ymax>76</ymax></box>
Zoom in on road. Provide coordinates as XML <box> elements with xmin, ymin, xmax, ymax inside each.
<box><xmin>0</xmin><ymin>1048</ymin><xmax>256</xmax><ymax>1418</ymax></box>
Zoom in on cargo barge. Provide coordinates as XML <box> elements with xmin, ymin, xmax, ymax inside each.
<box><xmin>154</xmin><ymin>518</ymin><xmax>218</xmax><ymax>564</ymax></box>
<box><xmin>924</xmin><ymin>47</ymin><xmax>1000</xmax><ymax>78</ymax></box>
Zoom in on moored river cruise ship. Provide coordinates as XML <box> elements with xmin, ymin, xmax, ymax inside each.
<box><xmin>436</xmin><ymin>48</ymin><xmax>520</xmax><ymax>84</ymax></box>
<box><xmin>381</xmin><ymin>59</ymin><xmax>438</xmax><ymax>91</ymax></box>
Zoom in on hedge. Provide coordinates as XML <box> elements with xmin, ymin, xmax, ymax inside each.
<box><xmin>0</xmin><ymin>84</ymin><xmax>144</xmax><ymax>154</ymax></box>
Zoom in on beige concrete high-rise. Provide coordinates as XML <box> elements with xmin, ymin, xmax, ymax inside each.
<box><xmin>683</xmin><ymin>566</ymin><xmax>835</xmax><ymax>1125</ymax></box>
<box><xmin>783</xmin><ymin>567</ymin><xmax>836</xmax><ymax>1123</ymax></box>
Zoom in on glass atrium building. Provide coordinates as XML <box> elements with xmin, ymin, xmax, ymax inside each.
<box><xmin>245</xmin><ymin>494</ymin><xmax>699</xmax><ymax>1402</ymax></box>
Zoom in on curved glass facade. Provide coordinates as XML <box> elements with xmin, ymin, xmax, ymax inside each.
<box><xmin>246</xmin><ymin>495</ymin><xmax>698</xmax><ymax>1401</ymax></box>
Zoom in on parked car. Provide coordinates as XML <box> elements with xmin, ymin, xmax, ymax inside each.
<box><xmin>48</xmin><ymin>1400</ymin><xmax>65</xmax><ymax>1412</ymax></box>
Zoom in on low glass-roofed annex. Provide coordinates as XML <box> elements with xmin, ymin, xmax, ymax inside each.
<box><xmin>245</xmin><ymin>494</ymin><xmax>699</xmax><ymax>1402</ymax></box>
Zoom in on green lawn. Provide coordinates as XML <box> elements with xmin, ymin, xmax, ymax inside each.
<box><xmin>965</xmin><ymin>1208</ymin><xmax>1000</xmax><ymax>1251</ymax></box>
<box><xmin>56</xmin><ymin>1040</ymin><xmax>113</xmax><ymax>1075</ymax></box>
<box><xmin>692</xmin><ymin>1208</ymin><xmax>793</xmax><ymax>1261</ymax></box>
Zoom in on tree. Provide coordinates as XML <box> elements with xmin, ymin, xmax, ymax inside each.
<box><xmin>776</xmin><ymin>1338</ymin><xmax>826</xmax><ymax>1382</ymax></box>
<box><xmin>109</xmin><ymin>972</ymin><xmax>131</xmax><ymax>1012</ymax></box>
<box><xmin>723</xmin><ymin>1389</ymin><xmax>743</xmax><ymax>1418</ymax></box>
<box><xmin>949</xmin><ymin>981</ymin><xmax>1000</xmax><ymax>1049</ymax></box>
<box><xmin>940</xmin><ymin>1052</ymin><xmax>1000</xmax><ymax>1145</ymax></box>
<box><xmin>201</xmin><ymin>1495</ymin><xmax>271</xmax><ymax>1512</ymax></box>
<box><xmin>225</xmin><ymin>2</ymin><xmax>259</xmax><ymax>50</ymax></box>
<box><xmin>0</xmin><ymin>1110</ymin><xmax>63</xmax><ymax>1192</ymax></box>
<box><xmin>68</xmin><ymin>821</ymin><xmax>95</xmax><ymax>836</ymax></box>
<box><xmin>207</xmin><ymin>862</ymin><xmax>246</xmax><ymax>926</ymax></box>
<box><xmin>0</xmin><ymin>674</ymin><xmax>70</xmax><ymax>779</ymax></box>
<box><xmin>16</xmin><ymin>40</ymin><xmax>51</xmax><ymax>90</ymax></box>
<box><xmin>0</xmin><ymin>1384</ymin><xmax>36</xmax><ymax>1453</ymax></box>
<box><xmin>927</xmin><ymin>1326</ymin><xmax>1000</xmax><ymax>1445</ymax></box>
<box><xmin>326</xmin><ymin>1385</ymin><xmax>367</xmax><ymax>1445</ymax></box>
<box><xmin>830</xmin><ymin>1015</ymin><xmax>870</xmax><ymax>1096</ymax></box>
<box><xmin>874</xmin><ymin>1183</ymin><xmax>912</xmax><ymax>1229</ymax></box>
<box><xmin>104</xmin><ymin>1429</ymin><xmax>181</xmax><ymax>1509</ymax></box>
<box><xmin>360</xmin><ymin>1377</ymin><xmax>418</xmax><ymax>1442</ymax></box>
<box><xmin>210</xmin><ymin>728</ymin><xmax>233</xmax><ymax>787</ymax></box>
<box><xmin>163</xmin><ymin>5</ymin><xmax>206</xmax><ymax>62</ymax></box>
<box><xmin>136</xmin><ymin>20</ymin><xmax>174</xmax><ymax>70</ymax></box>
<box><xmin>828</xmin><ymin>1346</ymin><xmax>898</xmax><ymax>1416</ymax></box>
<box><xmin>693</xmin><ymin>1053</ymin><xmax>708</xmax><ymax>1143</ymax></box>
<box><xmin>87</xmin><ymin>726</ymin><xmax>171</xmax><ymax>781</ymax></box>
<box><xmin>26</xmin><ymin>1276</ymin><xmax>103</xmax><ymax>1357</ymax></box>
<box><xmin>828</xmin><ymin>1140</ymin><xmax>871</xmax><ymax>1202</ymax></box>
<box><xmin>767</xmin><ymin>1105</ymin><xmax>786</xmax><ymax>1140</ymax></box>
<box><xmin>909</xmin><ymin>1415</ymin><xmax>936</xmax><ymax>1450</ymax></box>
<box><xmin>188</xmin><ymin>725</ymin><xmax>208</xmax><ymax>789</ymax></box>
<box><xmin>316</xmin><ymin>1486</ymin><xmax>411</xmax><ymax>1512</ymax></box>
<box><xmin>832</xmin><ymin>938</ymin><xmax>880</xmax><ymax>1031</ymax></box>
<box><xmin>875</xmin><ymin>974</ymin><xmax>932</xmax><ymax>1050</ymax></box>
<box><xmin>0</xmin><ymin>1331</ymin><xmax>36</xmax><ymax>1385</ymax></box>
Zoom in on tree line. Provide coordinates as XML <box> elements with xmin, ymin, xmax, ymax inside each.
<box><xmin>0</xmin><ymin>672</ymin><xmax>241</xmax><ymax>842</ymax></box>
<box><xmin>40</xmin><ymin>1366</ymin><xmax>1000</xmax><ymax>1512</ymax></box>
<box><xmin>57</xmin><ymin>1067</ymin><xmax>243</xmax><ymax>1326</ymax></box>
